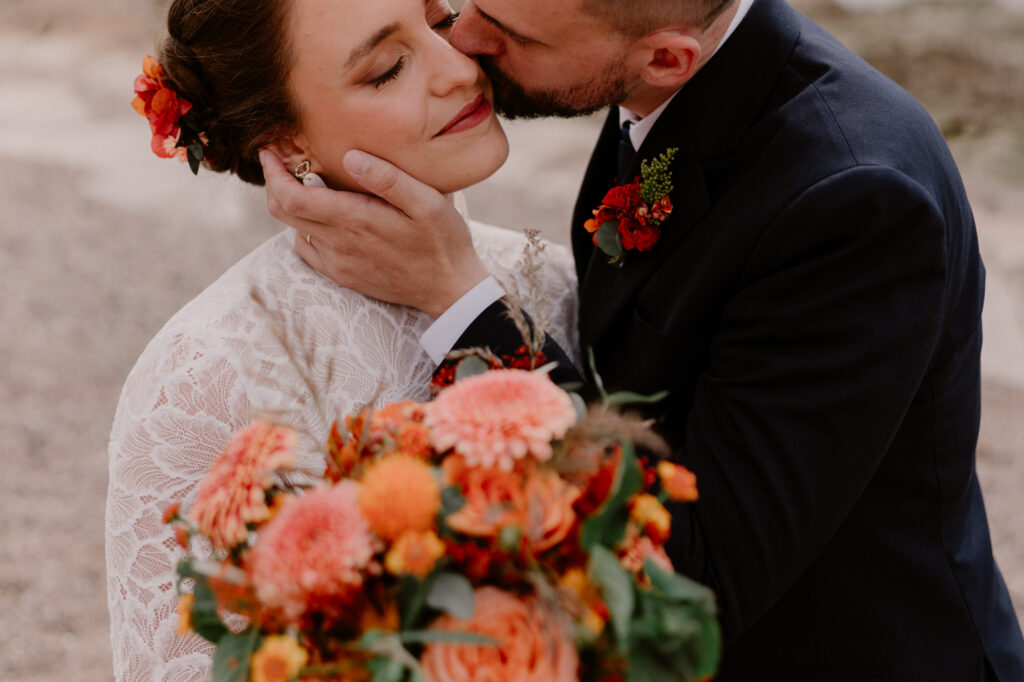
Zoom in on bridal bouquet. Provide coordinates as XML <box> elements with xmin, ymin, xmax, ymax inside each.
<box><xmin>164</xmin><ymin>364</ymin><xmax>719</xmax><ymax>682</ymax></box>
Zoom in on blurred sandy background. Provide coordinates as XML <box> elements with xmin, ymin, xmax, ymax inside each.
<box><xmin>0</xmin><ymin>0</ymin><xmax>1021</xmax><ymax>679</ymax></box>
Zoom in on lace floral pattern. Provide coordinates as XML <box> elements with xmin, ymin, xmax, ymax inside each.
<box><xmin>105</xmin><ymin>220</ymin><xmax>579</xmax><ymax>681</ymax></box>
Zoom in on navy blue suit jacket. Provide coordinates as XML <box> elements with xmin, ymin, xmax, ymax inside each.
<box><xmin>452</xmin><ymin>0</ymin><xmax>1024</xmax><ymax>677</ymax></box>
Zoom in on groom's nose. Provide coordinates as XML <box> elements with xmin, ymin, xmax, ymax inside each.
<box><xmin>450</xmin><ymin>2</ymin><xmax>507</xmax><ymax>57</ymax></box>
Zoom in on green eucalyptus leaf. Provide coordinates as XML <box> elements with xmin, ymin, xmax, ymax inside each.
<box><xmin>605</xmin><ymin>389</ymin><xmax>670</xmax><ymax>406</ymax></box>
<box><xmin>399</xmin><ymin>574</ymin><xmax>434</xmax><ymax>629</ymax></box>
<box><xmin>586</xmin><ymin>347</ymin><xmax>607</xmax><ymax>400</ymax></box>
<box><xmin>398</xmin><ymin>630</ymin><xmax>496</xmax><ymax>646</ymax></box>
<box><xmin>696</xmin><ymin>616</ymin><xmax>723</xmax><ymax>677</ymax></box>
<box><xmin>187</xmin><ymin>145</ymin><xmax>202</xmax><ymax>175</ymax></box>
<box><xmin>190</xmin><ymin>574</ymin><xmax>228</xmax><ymax>643</ymax></box>
<box><xmin>595</xmin><ymin>220</ymin><xmax>624</xmax><ymax>259</ymax></box>
<box><xmin>569</xmin><ymin>391</ymin><xmax>588</xmax><ymax>421</ymax></box>
<box><xmin>426</xmin><ymin>572</ymin><xmax>475</xmax><ymax>620</ymax></box>
<box><xmin>368</xmin><ymin>655</ymin><xmax>405</xmax><ymax>682</ymax></box>
<box><xmin>440</xmin><ymin>485</ymin><xmax>466</xmax><ymax>516</ymax></box>
<box><xmin>454</xmin><ymin>356</ymin><xmax>490</xmax><ymax>382</ymax></box>
<box><xmin>644</xmin><ymin>558</ymin><xmax>716</xmax><ymax>609</ymax></box>
<box><xmin>211</xmin><ymin>630</ymin><xmax>259</xmax><ymax>682</ymax></box>
<box><xmin>580</xmin><ymin>442</ymin><xmax>643</xmax><ymax>550</ymax></box>
<box><xmin>588</xmin><ymin>545</ymin><xmax>634</xmax><ymax>653</ymax></box>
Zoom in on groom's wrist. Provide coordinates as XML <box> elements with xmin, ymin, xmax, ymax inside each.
<box><xmin>419</xmin><ymin>276</ymin><xmax>505</xmax><ymax>364</ymax></box>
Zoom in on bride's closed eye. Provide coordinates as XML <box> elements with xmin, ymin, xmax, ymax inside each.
<box><xmin>433</xmin><ymin>11</ymin><xmax>460</xmax><ymax>32</ymax></box>
<box><xmin>371</xmin><ymin>57</ymin><xmax>406</xmax><ymax>88</ymax></box>
<box><xmin>368</xmin><ymin>10</ymin><xmax>460</xmax><ymax>89</ymax></box>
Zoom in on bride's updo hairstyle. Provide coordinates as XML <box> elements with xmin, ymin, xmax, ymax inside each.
<box><xmin>159</xmin><ymin>0</ymin><xmax>297</xmax><ymax>185</ymax></box>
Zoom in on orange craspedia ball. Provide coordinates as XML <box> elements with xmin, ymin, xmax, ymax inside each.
<box><xmin>359</xmin><ymin>453</ymin><xmax>441</xmax><ymax>541</ymax></box>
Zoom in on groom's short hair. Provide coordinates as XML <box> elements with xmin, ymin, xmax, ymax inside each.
<box><xmin>581</xmin><ymin>0</ymin><xmax>736</xmax><ymax>35</ymax></box>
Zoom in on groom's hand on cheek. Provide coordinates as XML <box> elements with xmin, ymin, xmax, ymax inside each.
<box><xmin>260</xmin><ymin>149</ymin><xmax>490</xmax><ymax>319</ymax></box>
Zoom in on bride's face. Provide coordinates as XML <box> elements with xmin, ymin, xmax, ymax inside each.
<box><xmin>283</xmin><ymin>0</ymin><xmax>509</xmax><ymax>194</ymax></box>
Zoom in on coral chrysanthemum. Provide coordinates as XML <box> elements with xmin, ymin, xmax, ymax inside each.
<box><xmin>426</xmin><ymin>370</ymin><xmax>577</xmax><ymax>471</ymax></box>
<box><xmin>248</xmin><ymin>483</ymin><xmax>375</xmax><ymax>621</ymax></box>
<box><xmin>359</xmin><ymin>453</ymin><xmax>441</xmax><ymax>541</ymax></box>
<box><xmin>190</xmin><ymin>420</ymin><xmax>296</xmax><ymax>550</ymax></box>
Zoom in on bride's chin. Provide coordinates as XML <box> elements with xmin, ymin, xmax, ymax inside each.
<box><xmin>434</xmin><ymin>135</ymin><xmax>510</xmax><ymax>194</ymax></box>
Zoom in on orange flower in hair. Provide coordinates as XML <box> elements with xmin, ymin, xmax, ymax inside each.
<box><xmin>132</xmin><ymin>55</ymin><xmax>207</xmax><ymax>171</ymax></box>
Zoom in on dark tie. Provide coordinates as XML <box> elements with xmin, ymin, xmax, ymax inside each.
<box><xmin>617</xmin><ymin>119</ymin><xmax>636</xmax><ymax>183</ymax></box>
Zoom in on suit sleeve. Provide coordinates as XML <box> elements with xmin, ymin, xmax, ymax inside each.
<box><xmin>449</xmin><ymin>299</ymin><xmax>584</xmax><ymax>387</ymax></box>
<box><xmin>663</xmin><ymin>165</ymin><xmax>951</xmax><ymax>642</ymax></box>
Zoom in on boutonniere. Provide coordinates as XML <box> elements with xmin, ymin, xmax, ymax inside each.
<box><xmin>584</xmin><ymin>148</ymin><xmax>678</xmax><ymax>266</ymax></box>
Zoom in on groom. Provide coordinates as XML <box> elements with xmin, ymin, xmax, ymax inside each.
<box><xmin>260</xmin><ymin>0</ymin><xmax>1024</xmax><ymax>677</ymax></box>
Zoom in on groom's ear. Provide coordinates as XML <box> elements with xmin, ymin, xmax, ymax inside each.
<box><xmin>633</xmin><ymin>30</ymin><xmax>703</xmax><ymax>89</ymax></box>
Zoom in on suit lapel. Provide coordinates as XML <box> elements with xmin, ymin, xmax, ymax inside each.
<box><xmin>571</xmin><ymin>110</ymin><xmax>620</xmax><ymax>286</ymax></box>
<box><xmin>572</xmin><ymin>0</ymin><xmax>802</xmax><ymax>351</ymax></box>
<box><xmin>577</xmin><ymin>131</ymin><xmax>710</xmax><ymax>349</ymax></box>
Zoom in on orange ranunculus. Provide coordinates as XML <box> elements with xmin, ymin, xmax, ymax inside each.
<box><xmin>629</xmin><ymin>493</ymin><xmax>671</xmax><ymax>545</ymax></box>
<box><xmin>619</xmin><ymin>533</ymin><xmax>673</xmax><ymax>576</ymax></box>
<box><xmin>524</xmin><ymin>469</ymin><xmax>581</xmax><ymax>553</ymax></box>
<box><xmin>421</xmin><ymin>586</ymin><xmax>578</xmax><ymax>682</ymax></box>
<box><xmin>657</xmin><ymin>461</ymin><xmax>699</xmax><ymax>502</ymax></box>
<box><xmin>445</xmin><ymin>464</ymin><xmax>526</xmax><ymax>539</ymax></box>
<box><xmin>250</xmin><ymin>635</ymin><xmax>308</xmax><ymax>682</ymax></box>
<box><xmin>385</xmin><ymin>529</ymin><xmax>446</xmax><ymax>578</ymax></box>
<box><xmin>560</xmin><ymin>568</ymin><xmax>608</xmax><ymax>635</ymax></box>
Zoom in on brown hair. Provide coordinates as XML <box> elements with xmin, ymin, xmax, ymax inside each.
<box><xmin>159</xmin><ymin>0</ymin><xmax>297</xmax><ymax>185</ymax></box>
<box><xmin>581</xmin><ymin>0</ymin><xmax>736</xmax><ymax>36</ymax></box>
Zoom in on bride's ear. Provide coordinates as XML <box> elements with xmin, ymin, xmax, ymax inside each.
<box><xmin>264</xmin><ymin>136</ymin><xmax>318</xmax><ymax>176</ymax></box>
<box><xmin>632</xmin><ymin>30</ymin><xmax>703</xmax><ymax>89</ymax></box>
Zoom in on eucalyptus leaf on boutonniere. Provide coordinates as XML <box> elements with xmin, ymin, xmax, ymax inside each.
<box><xmin>584</xmin><ymin>148</ymin><xmax>678</xmax><ymax>266</ymax></box>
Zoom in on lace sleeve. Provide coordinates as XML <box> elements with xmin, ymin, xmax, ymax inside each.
<box><xmin>105</xmin><ymin>223</ymin><xmax>578</xmax><ymax>681</ymax></box>
<box><xmin>105</xmin><ymin>330</ymin><xmax>240</xmax><ymax>681</ymax></box>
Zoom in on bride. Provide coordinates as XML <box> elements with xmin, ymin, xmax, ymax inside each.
<box><xmin>105</xmin><ymin>0</ymin><xmax>579</xmax><ymax>679</ymax></box>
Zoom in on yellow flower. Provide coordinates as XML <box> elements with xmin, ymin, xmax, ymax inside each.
<box><xmin>385</xmin><ymin>529</ymin><xmax>446</xmax><ymax>578</ymax></box>
<box><xmin>657</xmin><ymin>461</ymin><xmax>699</xmax><ymax>502</ymax></box>
<box><xmin>176</xmin><ymin>594</ymin><xmax>194</xmax><ymax>635</ymax></box>
<box><xmin>250</xmin><ymin>635</ymin><xmax>308</xmax><ymax>682</ymax></box>
<box><xmin>629</xmin><ymin>493</ymin><xmax>671</xmax><ymax>544</ymax></box>
<box><xmin>561</xmin><ymin>568</ymin><xmax>606</xmax><ymax>635</ymax></box>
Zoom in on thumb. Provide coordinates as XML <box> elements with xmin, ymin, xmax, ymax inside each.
<box><xmin>343</xmin><ymin>149</ymin><xmax>444</xmax><ymax>220</ymax></box>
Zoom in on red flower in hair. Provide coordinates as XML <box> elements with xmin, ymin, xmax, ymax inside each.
<box><xmin>132</xmin><ymin>56</ymin><xmax>207</xmax><ymax>171</ymax></box>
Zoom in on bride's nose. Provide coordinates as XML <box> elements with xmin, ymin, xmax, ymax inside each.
<box><xmin>427</xmin><ymin>36</ymin><xmax>483</xmax><ymax>96</ymax></box>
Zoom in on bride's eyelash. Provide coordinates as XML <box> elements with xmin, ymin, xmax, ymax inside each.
<box><xmin>433</xmin><ymin>12</ymin><xmax>460</xmax><ymax>30</ymax></box>
<box><xmin>371</xmin><ymin>56</ymin><xmax>405</xmax><ymax>89</ymax></box>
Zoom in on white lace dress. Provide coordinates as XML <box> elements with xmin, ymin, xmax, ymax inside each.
<box><xmin>105</xmin><ymin>219</ymin><xmax>579</xmax><ymax>682</ymax></box>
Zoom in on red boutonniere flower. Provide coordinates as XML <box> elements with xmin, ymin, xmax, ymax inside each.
<box><xmin>584</xmin><ymin>148</ymin><xmax>678</xmax><ymax>266</ymax></box>
<box><xmin>132</xmin><ymin>56</ymin><xmax>208</xmax><ymax>174</ymax></box>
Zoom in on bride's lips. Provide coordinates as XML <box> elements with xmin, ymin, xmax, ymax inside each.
<box><xmin>435</xmin><ymin>93</ymin><xmax>491</xmax><ymax>137</ymax></box>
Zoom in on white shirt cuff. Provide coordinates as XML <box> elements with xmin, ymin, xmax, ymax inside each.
<box><xmin>419</xmin><ymin>276</ymin><xmax>505</xmax><ymax>365</ymax></box>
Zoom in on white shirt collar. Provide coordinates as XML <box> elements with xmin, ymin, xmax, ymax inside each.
<box><xmin>619</xmin><ymin>0</ymin><xmax>756</xmax><ymax>150</ymax></box>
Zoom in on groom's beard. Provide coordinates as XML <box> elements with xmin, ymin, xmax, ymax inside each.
<box><xmin>479</xmin><ymin>55</ymin><xmax>631</xmax><ymax>120</ymax></box>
